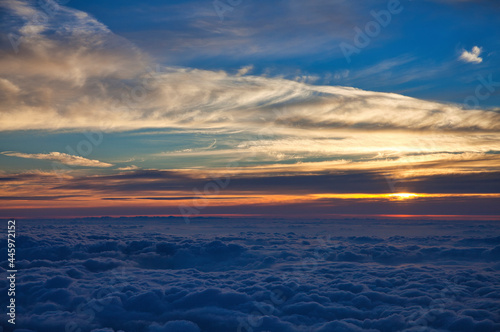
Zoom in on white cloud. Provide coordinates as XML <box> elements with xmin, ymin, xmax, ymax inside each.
<box><xmin>117</xmin><ymin>165</ymin><xmax>140</xmax><ymax>171</ymax></box>
<box><xmin>1</xmin><ymin>151</ymin><xmax>113</xmax><ymax>167</ymax></box>
<box><xmin>1</xmin><ymin>61</ymin><xmax>499</xmax><ymax>132</ymax></box>
<box><xmin>0</xmin><ymin>2</ymin><xmax>498</xmax><ymax>134</ymax></box>
<box><xmin>459</xmin><ymin>46</ymin><xmax>483</xmax><ymax>64</ymax></box>
<box><xmin>0</xmin><ymin>0</ymin><xmax>499</xmax><ymax>174</ymax></box>
<box><xmin>236</xmin><ymin>65</ymin><xmax>253</xmax><ymax>76</ymax></box>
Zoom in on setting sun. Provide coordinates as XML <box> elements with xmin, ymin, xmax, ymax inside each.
<box><xmin>387</xmin><ymin>193</ymin><xmax>420</xmax><ymax>200</ymax></box>
<box><xmin>1</xmin><ymin>1</ymin><xmax>499</xmax><ymax>331</ymax></box>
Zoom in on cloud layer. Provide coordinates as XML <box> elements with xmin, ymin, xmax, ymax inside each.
<box><xmin>0</xmin><ymin>1</ymin><xmax>499</xmax><ymax>133</ymax></box>
<box><xmin>0</xmin><ymin>0</ymin><xmax>499</xmax><ymax>217</ymax></box>
<box><xmin>1</xmin><ymin>217</ymin><xmax>499</xmax><ymax>331</ymax></box>
<box><xmin>1</xmin><ymin>151</ymin><xmax>113</xmax><ymax>167</ymax></box>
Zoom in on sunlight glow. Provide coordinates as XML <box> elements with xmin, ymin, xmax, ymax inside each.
<box><xmin>387</xmin><ymin>193</ymin><xmax>420</xmax><ymax>200</ymax></box>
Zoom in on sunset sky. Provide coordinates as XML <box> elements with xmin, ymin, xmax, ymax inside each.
<box><xmin>0</xmin><ymin>0</ymin><xmax>499</xmax><ymax>219</ymax></box>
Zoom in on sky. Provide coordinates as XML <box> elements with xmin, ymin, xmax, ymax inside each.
<box><xmin>0</xmin><ymin>0</ymin><xmax>499</xmax><ymax>219</ymax></box>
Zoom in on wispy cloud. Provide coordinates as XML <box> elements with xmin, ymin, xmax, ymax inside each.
<box><xmin>0</xmin><ymin>2</ymin><xmax>498</xmax><ymax>135</ymax></box>
<box><xmin>1</xmin><ymin>0</ymin><xmax>499</xmax><ymax>205</ymax></box>
<box><xmin>117</xmin><ymin>165</ymin><xmax>139</xmax><ymax>171</ymax></box>
<box><xmin>1</xmin><ymin>151</ymin><xmax>113</xmax><ymax>167</ymax></box>
<box><xmin>459</xmin><ymin>46</ymin><xmax>483</xmax><ymax>64</ymax></box>
<box><xmin>237</xmin><ymin>65</ymin><xmax>253</xmax><ymax>76</ymax></box>
<box><xmin>1</xmin><ymin>60</ymin><xmax>499</xmax><ymax>133</ymax></box>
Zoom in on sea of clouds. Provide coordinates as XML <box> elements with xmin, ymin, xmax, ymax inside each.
<box><xmin>1</xmin><ymin>217</ymin><xmax>499</xmax><ymax>332</ymax></box>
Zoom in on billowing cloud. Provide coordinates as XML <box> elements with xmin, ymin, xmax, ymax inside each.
<box><xmin>1</xmin><ymin>151</ymin><xmax>113</xmax><ymax>167</ymax></box>
<box><xmin>0</xmin><ymin>0</ymin><xmax>499</xmax><ymax>209</ymax></box>
<box><xmin>3</xmin><ymin>218</ymin><xmax>500</xmax><ymax>331</ymax></box>
<box><xmin>0</xmin><ymin>1</ymin><xmax>498</xmax><ymax>134</ymax></box>
<box><xmin>1</xmin><ymin>61</ymin><xmax>499</xmax><ymax>132</ymax></box>
<box><xmin>459</xmin><ymin>46</ymin><xmax>483</xmax><ymax>64</ymax></box>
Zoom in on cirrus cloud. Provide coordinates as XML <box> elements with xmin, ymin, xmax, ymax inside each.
<box><xmin>0</xmin><ymin>1</ymin><xmax>498</xmax><ymax>134</ymax></box>
<box><xmin>0</xmin><ymin>0</ymin><xmax>499</xmax><ymax>199</ymax></box>
<box><xmin>1</xmin><ymin>151</ymin><xmax>113</xmax><ymax>167</ymax></box>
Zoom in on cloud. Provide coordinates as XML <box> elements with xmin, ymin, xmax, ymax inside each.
<box><xmin>0</xmin><ymin>0</ymin><xmax>498</xmax><ymax>214</ymax></box>
<box><xmin>0</xmin><ymin>1</ymin><xmax>498</xmax><ymax>134</ymax></box>
<box><xmin>107</xmin><ymin>0</ymin><xmax>368</xmax><ymax>61</ymax></box>
<box><xmin>4</xmin><ymin>218</ymin><xmax>500</xmax><ymax>331</ymax></box>
<box><xmin>149</xmin><ymin>320</ymin><xmax>200</xmax><ymax>332</ymax></box>
<box><xmin>459</xmin><ymin>46</ymin><xmax>483</xmax><ymax>64</ymax></box>
<box><xmin>236</xmin><ymin>65</ymin><xmax>253</xmax><ymax>76</ymax></box>
<box><xmin>116</xmin><ymin>165</ymin><xmax>139</xmax><ymax>171</ymax></box>
<box><xmin>1</xmin><ymin>151</ymin><xmax>113</xmax><ymax>167</ymax></box>
<box><xmin>2</xmin><ymin>61</ymin><xmax>499</xmax><ymax>132</ymax></box>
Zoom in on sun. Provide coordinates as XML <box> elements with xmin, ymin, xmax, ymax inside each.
<box><xmin>387</xmin><ymin>193</ymin><xmax>420</xmax><ymax>200</ymax></box>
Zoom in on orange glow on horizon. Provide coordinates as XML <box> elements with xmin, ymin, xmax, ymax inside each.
<box><xmin>1</xmin><ymin>192</ymin><xmax>499</xmax><ymax>219</ymax></box>
<box><xmin>386</xmin><ymin>193</ymin><xmax>420</xmax><ymax>200</ymax></box>
<box><xmin>312</xmin><ymin>193</ymin><xmax>500</xmax><ymax>200</ymax></box>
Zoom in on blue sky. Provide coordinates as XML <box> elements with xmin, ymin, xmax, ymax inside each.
<box><xmin>0</xmin><ymin>0</ymin><xmax>499</xmax><ymax>218</ymax></box>
<box><xmin>66</xmin><ymin>0</ymin><xmax>500</xmax><ymax>106</ymax></box>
